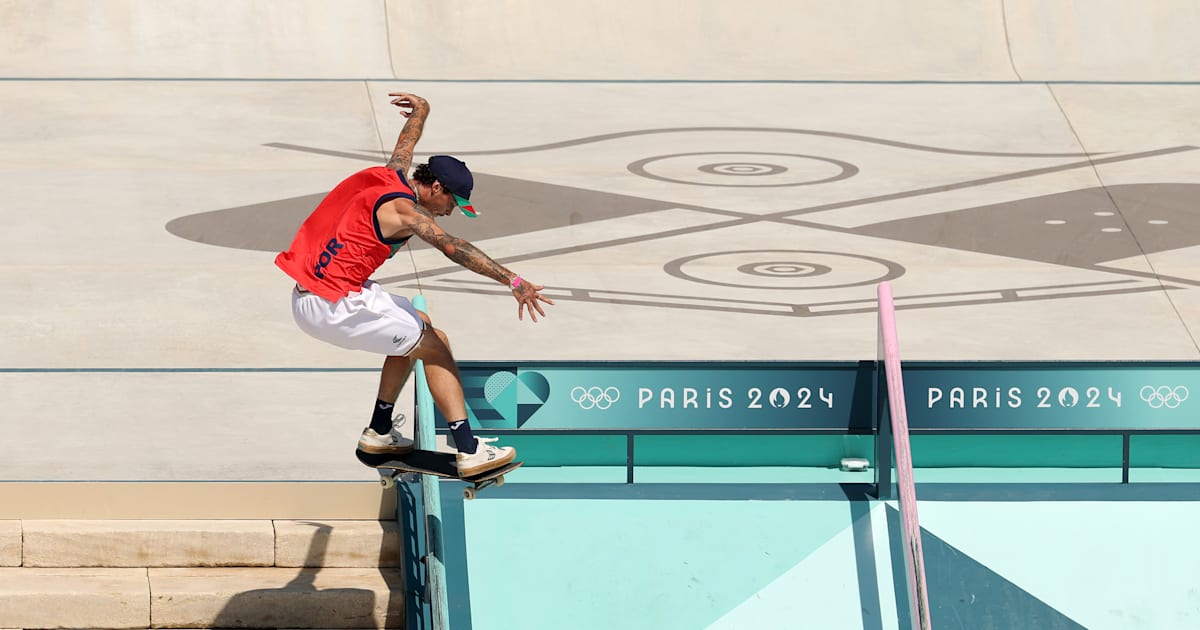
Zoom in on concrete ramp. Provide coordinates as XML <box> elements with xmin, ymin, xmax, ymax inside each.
<box><xmin>1</xmin><ymin>2</ymin><xmax>1199</xmax><ymax>481</ymax></box>
<box><xmin>0</xmin><ymin>0</ymin><xmax>393</xmax><ymax>78</ymax></box>
<box><xmin>1</xmin><ymin>5</ymin><xmax>1199</xmax><ymax>629</ymax></box>
<box><xmin>6</xmin><ymin>1</ymin><xmax>1199</xmax><ymax>81</ymax></box>
<box><xmin>1007</xmin><ymin>0</ymin><xmax>1200</xmax><ymax>82</ymax></box>
<box><xmin>386</xmin><ymin>0</ymin><xmax>1017</xmax><ymax>81</ymax></box>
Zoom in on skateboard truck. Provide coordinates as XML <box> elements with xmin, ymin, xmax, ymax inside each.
<box><xmin>377</xmin><ymin>469</ymin><xmax>419</xmax><ymax>489</ymax></box>
<box><xmin>378</xmin><ymin>468</ymin><xmax>510</xmax><ymax>500</ymax></box>
<box><xmin>461</xmin><ymin>474</ymin><xmax>506</xmax><ymax>500</ymax></box>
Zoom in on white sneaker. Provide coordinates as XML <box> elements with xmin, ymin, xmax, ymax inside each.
<box><xmin>456</xmin><ymin>437</ymin><xmax>516</xmax><ymax>477</ymax></box>
<box><xmin>357</xmin><ymin>427</ymin><xmax>415</xmax><ymax>455</ymax></box>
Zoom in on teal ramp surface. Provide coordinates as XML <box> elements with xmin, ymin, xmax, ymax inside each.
<box><xmin>439</xmin><ymin>486</ymin><xmax>1200</xmax><ymax>629</ymax></box>
<box><xmin>444</xmin><ymin>491</ymin><xmax>900</xmax><ymax>630</ymax></box>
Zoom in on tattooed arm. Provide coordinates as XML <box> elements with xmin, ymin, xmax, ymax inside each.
<box><xmin>409</xmin><ymin>210</ymin><xmax>513</xmax><ymax>284</ymax></box>
<box><xmin>384</xmin><ymin>92</ymin><xmax>429</xmax><ymax>174</ymax></box>
<box><xmin>404</xmin><ymin>208</ymin><xmax>556</xmax><ymax>321</ymax></box>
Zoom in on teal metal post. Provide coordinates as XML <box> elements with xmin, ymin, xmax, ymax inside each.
<box><xmin>412</xmin><ymin>295</ymin><xmax>450</xmax><ymax>629</ymax></box>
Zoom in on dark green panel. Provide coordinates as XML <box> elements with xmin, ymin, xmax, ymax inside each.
<box><xmin>911</xmin><ymin>435</ymin><xmax>1123</xmax><ymax>468</ymax></box>
<box><xmin>634</xmin><ymin>434</ymin><xmax>875</xmax><ymax>467</ymax></box>
<box><xmin>491</xmin><ymin>434</ymin><xmax>628</xmax><ymax>466</ymax></box>
<box><xmin>1131</xmin><ymin>435</ymin><xmax>1200</xmax><ymax>468</ymax></box>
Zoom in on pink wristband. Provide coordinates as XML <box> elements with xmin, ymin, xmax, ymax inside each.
<box><xmin>510</xmin><ymin>275</ymin><xmax>523</xmax><ymax>289</ymax></box>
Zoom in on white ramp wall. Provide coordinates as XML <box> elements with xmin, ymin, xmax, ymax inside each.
<box><xmin>0</xmin><ymin>0</ymin><xmax>394</xmax><ymax>78</ymax></box>
<box><xmin>385</xmin><ymin>0</ymin><xmax>1016</xmax><ymax>81</ymax></box>
<box><xmin>4</xmin><ymin>1</ymin><xmax>1199</xmax><ymax>81</ymax></box>
<box><xmin>1006</xmin><ymin>0</ymin><xmax>1200</xmax><ymax>82</ymax></box>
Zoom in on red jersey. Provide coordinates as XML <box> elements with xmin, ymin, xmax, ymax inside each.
<box><xmin>276</xmin><ymin>167</ymin><xmax>415</xmax><ymax>301</ymax></box>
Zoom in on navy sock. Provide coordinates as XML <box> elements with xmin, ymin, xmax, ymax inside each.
<box><xmin>370</xmin><ymin>399</ymin><xmax>395</xmax><ymax>435</ymax></box>
<box><xmin>448</xmin><ymin>419</ymin><xmax>478</xmax><ymax>454</ymax></box>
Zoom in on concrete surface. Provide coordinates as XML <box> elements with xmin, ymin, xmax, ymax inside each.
<box><xmin>0</xmin><ymin>564</ymin><xmax>406</xmax><ymax>628</ymax></box>
<box><xmin>10</xmin><ymin>1</ymin><xmax>1199</xmax><ymax>82</ymax></box>
<box><xmin>0</xmin><ymin>1</ymin><xmax>1197</xmax><ymax>485</ymax></box>
<box><xmin>274</xmin><ymin>520</ymin><xmax>402</xmax><ymax>568</ymax></box>
<box><xmin>0</xmin><ymin>522</ymin><xmax>18</xmax><ymax>567</ymax></box>
<box><xmin>4</xmin><ymin>519</ymin><xmax>404</xmax><ymax>569</ymax></box>
<box><xmin>1006</xmin><ymin>0</ymin><xmax>1200</xmax><ymax>82</ymax></box>
<box><xmin>0</xmin><ymin>567</ymin><xmax>151</xmax><ymax>628</ymax></box>
<box><xmin>148</xmin><ymin>567</ymin><xmax>404</xmax><ymax>628</ymax></box>
<box><xmin>0</xmin><ymin>0</ymin><xmax>393</xmax><ymax>78</ymax></box>
<box><xmin>386</xmin><ymin>1</ymin><xmax>1016</xmax><ymax>81</ymax></box>
<box><xmin>22</xmin><ymin>520</ymin><xmax>274</xmax><ymax>568</ymax></box>
<box><xmin>0</xmin><ymin>483</ymin><xmax>397</xmax><ymax>520</ymax></box>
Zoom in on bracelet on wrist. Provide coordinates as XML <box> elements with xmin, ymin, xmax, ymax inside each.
<box><xmin>509</xmin><ymin>275</ymin><xmax>523</xmax><ymax>289</ymax></box>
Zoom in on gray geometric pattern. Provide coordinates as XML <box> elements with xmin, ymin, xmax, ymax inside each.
<box><xmin>166</xmin><ymin>129</ymin><xmax>1200</xmax><ymax>319</ymax></box>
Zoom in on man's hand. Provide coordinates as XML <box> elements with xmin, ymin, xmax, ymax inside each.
<box><xmin>389</xmin><ymin>92</ymin><xmax>428</xmax><ymax>118</ymax></box>
<box><xmin>385</xmin><ymin>92</ymin><xmax>429</xmax><ymax>173</ymax></box>
<box><xmin>513</xmin><ymin>280</ymin><xmax>555</xmax><ymax>323</ymax></box>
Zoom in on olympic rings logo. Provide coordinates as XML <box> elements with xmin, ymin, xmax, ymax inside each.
<box><xmin>571</xmin><ymin>386</ymin><xmax>621</xmax><ymax>410</ymax></box>
<box><xmin>1139</xmin><ymin>385</ymin><xmax>1190</xmax><ymax>409</ymax></box>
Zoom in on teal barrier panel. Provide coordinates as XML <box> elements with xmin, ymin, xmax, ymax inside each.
<box><xmin>435</xmin><ymin>361</ymin><xmax>876</xmax><ymax>431</ymax></box>
<box><xmin>902</xmin><ymin>362</ymin><xmax>1200</xmax><ymax>430</ymax></box>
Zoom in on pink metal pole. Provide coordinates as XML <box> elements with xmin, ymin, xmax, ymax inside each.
<box><xmin>878</xmin><ymin>281</ymin><xmax>932</xmax><ymax>630</ymax></box>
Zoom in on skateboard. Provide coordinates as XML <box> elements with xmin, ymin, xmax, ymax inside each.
<box><xmin>355</xmin><ymin>448</ymin><xmax>523</xmax><ymax>500</ymax></box>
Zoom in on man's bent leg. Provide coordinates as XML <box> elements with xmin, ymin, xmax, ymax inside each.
<box><xmin>358</xmin><ymin>354</ymin><xmax>418</xmax><ymax>455</ymax></box>
<box><xmin>378</xmin><ymin>354</ymin><xmax>414</xmax><ymax>402</ymax></box>
<box><xmin>294</xmin><ymin>284</ymin><xmax>422</xmax><ymax>456</ymax></box>
<box><xmin>368</xmin><ymin>354</ymin><xmax>412</xmax><ymax>435</ymax></box>
<box><xmin>409</xmin><ymin>329</ymin><xmax>516</xmax><ymax>476</ymax></box>
<box><xmin>409</xmin><ymin>330</ymin><xmax>471</xmax><ymax>445</ymax></box>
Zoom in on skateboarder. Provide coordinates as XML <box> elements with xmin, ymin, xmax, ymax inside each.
<box><xmin>276</xmin><ymin>92</ymin><xmax>553</xmax><ymax>477</ymax></box>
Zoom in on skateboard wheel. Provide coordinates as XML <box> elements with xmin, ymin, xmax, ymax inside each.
<box><xmin>463</xmin><ymin>487</ymin><xmax>477</xmax><ymax>501</ymax></box>
<box><xmin>495</xmin><ymin>475</ymin><xmax>505</xmax><ymax>487</ymax></box>
<box><xmin>380</xmin><ymin>476</ymin><xmax>396</xmax><ymax>489</ymax></box>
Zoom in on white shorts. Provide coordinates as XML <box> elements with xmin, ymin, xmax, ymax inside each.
<box><xmin>291</xmin><ymin>280</ymin><xmax>425</xmax><ymax>356</ymax></box>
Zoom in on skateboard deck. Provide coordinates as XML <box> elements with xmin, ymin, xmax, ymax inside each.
<box><xmin>355</xmin><ymin>448</ymin><xmax>523</xmax><ymax>499</ymax></box>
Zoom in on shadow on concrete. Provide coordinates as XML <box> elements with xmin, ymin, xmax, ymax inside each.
<box><xmin>165</xmin><ymin>170</ymin><xmax>674</xmax><ymax>253</ymax></box>
<box><xmin>209</xmin><ymin>512</ymin><xmax>405</xmax><ymax>628</ymax></box>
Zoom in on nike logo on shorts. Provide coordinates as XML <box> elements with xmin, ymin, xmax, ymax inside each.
<box><xmin>393</xmin><ymin>335</ymin><xmax>407</xmax><ymax>345</ymax></box>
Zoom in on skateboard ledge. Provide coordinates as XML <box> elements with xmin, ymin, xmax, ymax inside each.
<box><xmin>0</xmin><ymin>482</ymin><xmax>396</xmax><ymax>520</ymax></box>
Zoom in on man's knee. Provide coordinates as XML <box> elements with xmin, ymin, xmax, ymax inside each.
<box><xmin>410</xmin><ymin>325</ymin><xmax>452</xmax><ymax>358</ymax></box>
<box><xmin>432</xmin><ymin>327</ymin><xmax>451</xmax><ymax>350</ymax></box>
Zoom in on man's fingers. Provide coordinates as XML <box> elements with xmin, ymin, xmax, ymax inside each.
<box><xmin>517</xmin><ymin>298</ymin><xmax>543</xmax><ymax>322</ymax></box>
<box><xmin>516</xmin><ymin>294</ymin><xmax>551</xmax><ymax>322</ymax></box>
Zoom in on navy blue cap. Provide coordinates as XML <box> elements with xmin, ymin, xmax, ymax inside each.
<box><xmin>428</xmin><ymin>155</ymin><xmax>477</xmax><ymax>217</ymax></box>
<box><xmin>429</xmin><ymin>155</ymin><xmax>473</xmax><ymax>197</ymax></box>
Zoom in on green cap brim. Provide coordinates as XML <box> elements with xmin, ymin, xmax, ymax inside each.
<box><xmin>454</xmin><ymin>194</ymin><xmax>478</xmax><ymax>218</ymax></box>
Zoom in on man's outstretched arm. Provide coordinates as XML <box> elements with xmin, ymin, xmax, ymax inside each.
<box><xmin>385</xmin><ymin>92</ymin><xmax>429</xmax><ymax>174</ymax></box>
<box><xmin>406</xmin><ymin>208</ymin><xmax>555</xmax><ymax>322</ymax></box>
